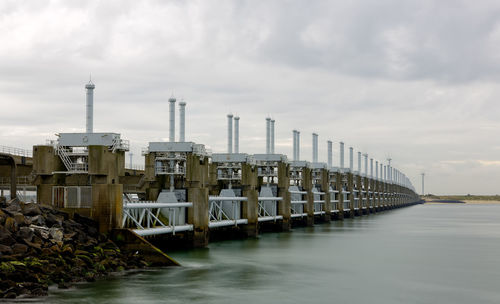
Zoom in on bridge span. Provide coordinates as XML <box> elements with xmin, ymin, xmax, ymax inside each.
<box><xmin>1</xmin><ymin>81</ymin><xmax>421</xmax><ymax>249</ymax></box>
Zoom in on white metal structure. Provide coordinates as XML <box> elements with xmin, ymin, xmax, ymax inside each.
<box><xmin>179</xmin><ymin>101</ymin><xmax>186</xmax><ymax>142</ymax></box>
<box><xmin>339</xmin><ymin>142</ymin><xmax>344</xmax><ymax>170</ymax></box>
<box><xmin>53</xmin><ymin>133</ymin><xmax>129</xmax><ymax>174</ymax></box>
<box><xmin>327</xmin><ymin>140</ymin><xmax>332</xmax><ymax>168</ymax></box>
<box><xmin>270</xmin><ymin>119</ymin><xmax>275</xmax><ymax>154</ymax></box>
<box><xmin>234</xmin><ymin>116</ymin><xmax>240</xmax><ymax>153</ymax></box>
<box><xmin>122</xmin><ymin>201</ymin><xmax>193</xmax><ymax>236</ymax></box>
<box><xmin>266</xmin><ymin>117</ymin><xmax>271</xmax><ymax>154</ymax></box>
<box><xmin>0</xmin><ymin>145</ymin><xmax>33</xmax><ymax>157</ymax></box>
<box><xmin>227</xmin><ymin>114</ymin><xmax>233</xmax><ymax>154</ymax></box>
<box><xmin>312</xmin><ymin>133</ymin><xmax>318</xmax><ymax>163</ymax></box>
<box><xmin>85</xmin><ymin>80</ymin><xmax>95</xmax><ymax>134</ymax></box>
<box><xmin>169</xmin><ymin>97</ymin><xmax>176</xmax><ymax>142</ymax></box>
<box><xmin>208</xmin><ymin>194</ymin><xmax>248</xmax><ymax>228</ymax></box>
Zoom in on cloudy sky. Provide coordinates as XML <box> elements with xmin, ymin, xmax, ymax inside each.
<box><xmin>1</xmin><ymin>0</ymin><xmax>499</xmax><ymax>195</ymax></box>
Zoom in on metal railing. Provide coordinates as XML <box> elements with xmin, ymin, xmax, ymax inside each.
<box><xmin>258</xmin><ymin>196</ymin><xmax>283</xmax><ymax>222</ymax></box>
<box><xmin>329</xmin><ymin>189</ymin><xmax>339</xmax><ymax>212</ymax></box>
<box><xmin>0</xmin><ymin>145</ymin><xmax>32</xmax><ymax>157</ymax></box>
<box><xmin>208</xmin><ymin>196</ymin><xmax>248</xmax><ymax>228</ymax></box>
<box><xmin>125</xmin><ymin>163</ymin><xmax>145</xmax><ymax>171</ymax></box>
<box><xmin>290</xmin><ymin>189</ymin><xmax>308</xmax><ymax>218</ymax></box>
<box><xmin>313</xmin><ymin>190</ymin><xmax>326</xmax><ymax>215</ymax></box>
<box><xmin>123</xmin><ymin>201</ymin><xmax>193</xmax><ymax>236</ymax></box>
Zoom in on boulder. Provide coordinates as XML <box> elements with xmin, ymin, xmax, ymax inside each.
<box><xmin>4</xmin><ymin>217</ymin><xmax>17</xmax><ymax>232</ymax></box>
<box><xmin>5</xmin><ymin>201</ymin><xmax>21</xmax><ymax>213</ymax></box>
<box><xmin>0</xmin><ymin>244</ymin><xmax>13</xmax><ymax>255</ymax></box>
<box><xmin>45</xmin><ymin>213</ymin><xmax>63</xmax><ymax>227</ymax></box>
<box><xmin>22</xmin><ymin>203</ymin><xmax>41</xmax><ymax>216</ymax></box>
<box><xmin>12</xmin><ymin>244</ymin><xmax>28</xmax><ymax>255</ymax></box>
<box><xmin>13</xmin><ymin>213</ymin><xmax>26</xmax><ymax>227</ymax></box>
<box><xmin>49</xmin><ymin>227</ymin><xmax>63</xmax><ymax>242</ymax></box>
<box><xmin>0</xmin><ymin>209</ymin><xmax>6</xmax><ymax>225</ymax></box>
<box><xmin>16</xmin><ymin>226</ymin><xmax>33</xmax><ymax>242</ymax></box>
<box><xmin>0</xmin><ymin>227</ymin><xmax>15</xmax><ymax>245</ymax></box>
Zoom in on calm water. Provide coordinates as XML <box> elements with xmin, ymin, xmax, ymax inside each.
<box><xmin>27</xmin><ymin>204</ymin><xmax>500</xmax><ymax>303</ymax></box>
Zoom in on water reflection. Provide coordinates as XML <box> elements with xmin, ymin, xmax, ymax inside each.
<box><xmin>34</xmin><ymin>204</ymin><xmax>500</xmax><ymax>304</ymax></box>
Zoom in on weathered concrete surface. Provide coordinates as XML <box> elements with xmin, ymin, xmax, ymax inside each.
<box><xmin>110</xmin><ymin>229</ymin><xmax>179</xmax><ymax>266</ymax></box>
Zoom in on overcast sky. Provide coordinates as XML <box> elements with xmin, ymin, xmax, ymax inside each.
<box><xmin>1</xmin><ymin>0</ymin><xmax>499</xmax><ymax>195</ymax></box>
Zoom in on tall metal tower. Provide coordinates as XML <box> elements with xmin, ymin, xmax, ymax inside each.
<box><xmin>421</xmin><ymin>173</ymin><xmax>425</xmax><ymax>196</ymax></box>
<box><xmin>85</xmin><ymin>79</ymin><xmax>95</xmax><ymax>133</ymax></box>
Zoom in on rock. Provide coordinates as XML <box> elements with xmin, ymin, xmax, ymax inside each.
<box><xmin>27</xmin><ymin>215</ymin><xmax>45</xmax><ymax>226</ymax></box>
<box><xmin>0</xmin><ymin>227</ymin><xmax>15</xmax><ymax>245</ymax></box>
<box><xmin>49</xmin><ymin>227</ymin><xmax>63</xmax><ymax>242</ymax></box>
<box><xmin>3</xmin><ymin>291</ymin><xmax>17</xmax><ymax>299</ymax></box>
<box><xmin>16</xmin><ymin>226</ymin><xmax>34</xmax><ymax>242</ymax></box>
<box><xmin>0</xmin><ymin>244</ymin><xmax>13</xmax><ymax>255</ymax></box>
<box><xmin>61</xmin><ymin>244</ymin><xmax>73</xmax><ymax>255</ymax></box>
<box><xmin>45</xmin><ymin>213</ymin><xmax>63</xmax><ymax>227</ymax></box>
<box><xmin>5</xmin><ymin>201</ymin><xmax>21</xmax><ymax>213</ymax></box>
<box><xmin>0</xmin><ymin>209</ymin><xmax>6</xmax><ymax>225</ymax></box>
<box><xmin>4</xmin><ymin>217</ymin><xmax>17</xmax><ymax>232</ymax></box>
<box><xmin>13</xmin><ymin>213</ymin><xmax>26</xmax><ymax>227</ymax></box>
<box><xmin>57</xmin><ymin>282</ymin><xmax>71</xmax><ymax>289</ymax></box>
<box><xmin>22</xmin><ymin>203</ymin><xmax>41</xmax><ymax>216</ymax></box>
<box><xmin>12</xmin><ymin>244</ymin><xmax>28</xmax><ymax>255</ymax></box>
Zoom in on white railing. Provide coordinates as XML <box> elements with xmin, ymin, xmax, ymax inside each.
<box><xmin>258</xmin><ymin>197</ymin><xmax>283</xmax><ymax>222</ymax></box>
<box><xmin>0</xmin><ymin>145</ymin><xmax>32</xmax><ymax>157</ymax></box>
<box><xmin>125</xmin><ymin>163</ymin><xmax>145</xmax><ymax>171</ymax></box>
<box><xmin>155</xmin><ymin>165</ymin><xmax>185</xmax><ymax>175</ymax></box>
<box><xmin>56</xmin><ymin>146</ymin><xmax>88</xmax><ymax>172</ymax></box>
<box><xmin>290</xmin><ymin>190</ymin><xmax>308</xmax><ymax>218</ymax></box>
<box><xmin>208</xmin><ymin>196</ymin><xmax>248</xmax><ymax>228</ymax></box>
<box><xmin>329</xmin><ymin>189</ymin><xmax>339</xmax><ymax>212</ymax></box>
<box><xmin>123</xmin><ymin>201</ymin><xmax>193</xmax><ymax>236</ymax></box>
<box><xmin>313</xmin><ymin>190</ymin><xmax>326</xmax><ymax>215</ymax></box>
<box><xmin>343</xmin><ymin>190</ymin><xmax>351</xmax><ymax>211</ymax></box>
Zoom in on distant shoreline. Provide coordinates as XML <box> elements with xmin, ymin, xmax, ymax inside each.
<box><xmin>423</xmin><ymin>199</ymin><xmax>500</xmax><ymax>205</ymax></box>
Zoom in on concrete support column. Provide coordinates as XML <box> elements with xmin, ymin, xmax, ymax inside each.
<box><xmin>91</xmin><ymin>184</ymin><xmax>123</xmax><ymax>233</ymax></box>
<box><xmin>364</xmin><ymin>176</ymin><xmax>370</xmax><ymax>214</ymax></box>
<box><xmin>278</xmin><ymin>188</ymin><xmax>291</xmax><ymax>231</ymax></box>
<box><xmin>336</xmin><ymin>172</ymin><xmax>344</xmax><ymax>220</ymax></box>
<box><xmin>303</xmin><ymin>167</ymin><xmax>314</xmax><ymax>226</ymax></box>
<box><xmin>242</xmin><ymin>188</ymin><xmax>259</xmax><ymax>237</ymax></box>
<box><xmin>355</xmin><ymin>174</ymin><xmax>362</xmax><ymax>216</ymax></box>
<box><xmin>10</xmin><ymin>162</ymin><xmax>16</xmax><ymax>201</ymax></box>
<box><xmin>188</xmin><ymin>187</ymin><xmax>209</xmax><ymax>248</ymax></box>
<box><xmin>347</xmin><ymin>172</ymin><xmax>354</xmax><ymax>218</ymax></box>
<box><xmin>278</xmin><ymin>162</ymin><xmax>291</xmax><ymax>231</ymax></box>
<box><xmin>321</xmin><ymin>168</ymin><xmax>331</xmax><ymax>222</ymax></box>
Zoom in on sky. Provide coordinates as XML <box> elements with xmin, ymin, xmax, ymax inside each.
<box><xmin>1</xmin><ymin>0</ymin><xmax>499</xmax><ymax>195</ymax></box>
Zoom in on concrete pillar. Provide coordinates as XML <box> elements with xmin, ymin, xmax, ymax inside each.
<box><xmin>278</xmin><ymin>162</ymin><xmax>291</xmax><ymax>231</ymax></box>
<box><xmin>242</xmin><ymin>188</ymin><xmax>259</xmax><ymax>237</ymax></box>
<box><xmin>347</xmin><ymin>172</ymin><xmax>354</xmax><ymax>218</ymax></box>
<box><xmin>10</xmin><ymin>162</ymin><xmax>16</xmax><ymax>201</ymax></box>
<box><xmin>335</xmin><ymin>171</ymin><xmax>344</xmax><ymax>220</ymax></box>
<box><xmin>302</xmin><ymin>167</ymin><xmax>314</xmax><ymax>226</ymax></box>
<box><xmin>91</xmin><ymin>184</ymin><xmax>123</xmax><ymax>233</ymax></box>
<box><xmin>321</xmin><ymin>168</ymin><xmax>331</xmax><ymax>222</ymax></box>
<box><xmin>188</xmin><ymin>187</ymin><xmax>209</xmax><ymax>247</ymax></box>
<box><xmin>355</xmin><ymin>174</ymin><xmax>362</xmax><ymax>216</ymax></box>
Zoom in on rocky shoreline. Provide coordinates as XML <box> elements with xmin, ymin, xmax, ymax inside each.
<box><xmin>0</xmin><ymin>200</ymin><xmax>150</xmax><ymax>299</ymax></box>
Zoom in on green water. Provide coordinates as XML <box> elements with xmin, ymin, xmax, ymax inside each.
<box><xmin>29</xmin><ymin>204</ymin><xmax>500</xmax><ymax>303</ymax></box>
